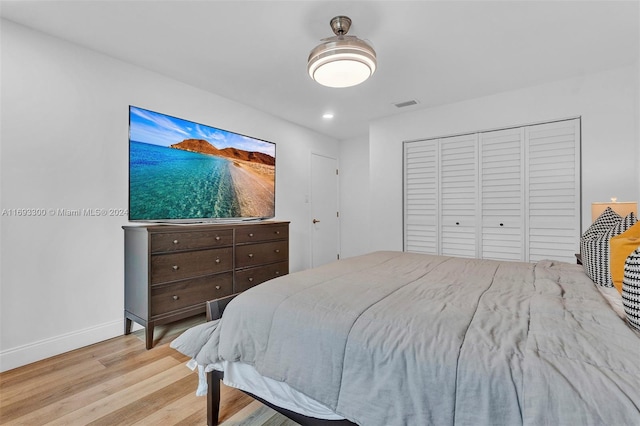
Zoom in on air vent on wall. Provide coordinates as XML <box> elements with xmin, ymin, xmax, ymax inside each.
<box><xmin>393</xmin><ymin>99</ymin><xmax>419</xmax><ymax>108</ymax></box>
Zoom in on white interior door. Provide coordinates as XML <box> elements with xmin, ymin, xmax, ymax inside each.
<box><xmin>311</xmin><ymin>153</ymin><xmax>339</xmax><ymax>267</ymax></box>
<box><xmin>439</xmin><ymin>134</ymin><xmax>478</xmax><ymax>258</ymax></box>
<box><xmin>404</xmin><ymin>139</ymin><xmax>439</xmax><ymax>254</ymax></box>
<box><xmin>526</xmin><ymin>119</ymin><xmax>581</xmax><ymax>263</ymax></box>
<box><xmin>479</xmin><ymin>127</ymin><xmax>525</xmax><ymax>261</ymax></box>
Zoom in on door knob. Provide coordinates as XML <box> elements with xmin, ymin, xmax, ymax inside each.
<box><xmin>313</xmin><ymin>219</ymin><xmax>320</xmax><ymax>224</ymax></box>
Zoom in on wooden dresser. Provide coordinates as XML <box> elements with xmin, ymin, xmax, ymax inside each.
<box><xmin>123</xmin><ymin>221</ymin><xmax>289</xmax><ymax>348</ymax></box>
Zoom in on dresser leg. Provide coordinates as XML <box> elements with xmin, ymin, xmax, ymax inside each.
<box><xmin>124</xmin><ymin>318</ymin><xmax>132</xmax><ymax>335</ymax></box>
<box><xmin>145</xmin><ymin>323</ymin><xmax>154</xmax><ymax>349</ymax></box>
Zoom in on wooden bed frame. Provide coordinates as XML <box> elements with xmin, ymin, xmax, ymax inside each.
<box><xmin>205</xmin><ymin>295</ymin><xmax>357</xmax><ymax>426</ymax></box>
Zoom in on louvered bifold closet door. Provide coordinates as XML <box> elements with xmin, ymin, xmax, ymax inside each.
<box><xmin>404</xmin><ymin>140</ymin><xmax>439</xmax><ymax>254</ymax></box>
<box><xmin>440</xmin><ymin>134</ymin><xmax>478</xmax><ymax>258</ymax></box>
<box><xmin>479</xmin><ymin>128</ymin><xmax>525</xmax><ymax>261</ymax></box>
<box><xmin>527</xmin><ymin>119</ymin><xmax>580</xmax><ymax>263</ymax></box>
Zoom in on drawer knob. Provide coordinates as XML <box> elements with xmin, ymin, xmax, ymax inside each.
<box><xmin>248</xmin><ymin>233</ymin><xmax>254</xmax><ymax>237</ymax></box>
<box><xmin>456</xmin><ymin>222</ymin><xmax>460</xmax><ymax>225</ymax></box>
<box><xmin>248</xmin><ymin>277</ymin><xmax>254</xmax><ymax>282</ymax></box>
<box><xmin>173</xmin><ymin>295</ymin><xmax>179</xmax><ymax>300</ymax></box>
<box><xmin>275</xmin><ymin>231</ymin><xmax>280</xmax><ymax>235</ymax></box>
<box><xmin>215</xmin><ymin>285</ymin><xmax>221</xmax><ymax>290</ymax></box>
<box><xmin>499</xmin><ymin>223</ymin><xmax>504</xmax><ymax>227</ymax></box>
<box><xmin>172</xmin><ymin>265</ymin><xmax>179</xmax><ymax>270</ymax></box>
<box><xmin>215</xmin><ymin>258</ymin><xmax>221</xmax><ymax>264</ymax></box>
<box><xmin>275</xmin><ymin>271</ymin><xmax>280</xmax><ymax>275</ymax></box>
<box><xmin>215</xmin><ymin>236</ymin><xmax>221</xmax><ymax>241</ymax></box>
<box><xmin>274</xmin><ymin>249</ymin><xmax>280</xmax><ymax>253</ymax></box>
<box><xmin>173</xmin><ymin>240</ymin><xmax>179</xmax><ymax>244</ymax></box>
<box><xmin>248</xmin><ymin>253</ymin><xmax>254</xmax><ymax>258</ymax></box>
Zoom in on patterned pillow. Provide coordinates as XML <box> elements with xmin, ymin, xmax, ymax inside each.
<box><xmin>582</xmin><ymin>207</ymin><xmax>622</xmax><ymax>241</ymax></box>
<box><xmin>582</xmin><ymin>212</ymin><xmax>637</xmax><ymax>287</ymax></box>
<box><xmin>580</xmin><ymin>207</ymin><xmax>622</xmax><ymax>279</ymax></box>
<box><xmin>622</xmin><ymin>246</ymin><xmax>640</xmax><ymax>332</ymax></box>
<box><xmin>609</xmin><ymin>221</ymin><xmax>640</xmax><ymax>293</ymax></box>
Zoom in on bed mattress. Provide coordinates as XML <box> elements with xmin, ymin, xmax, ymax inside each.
<box><xmin>172</xmin><ymin>251</ymin><xmax>640</xmax><ymax>425</ymax></box>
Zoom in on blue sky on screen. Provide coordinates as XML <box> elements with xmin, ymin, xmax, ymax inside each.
<box><xmin>129</xmin><ymin>106</ymin><xmax>275</xmax><ymax>157</ymax></box>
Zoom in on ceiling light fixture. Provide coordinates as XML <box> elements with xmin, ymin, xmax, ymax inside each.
<box><xmin>307</xmin><ymin>16</ymin><xmax>377</xmax><ymax>88</ymax></box>
<box><xmin>322</xmin><ymin>113</ymin><xmax>334</xmax><ymax>119</ymax></box>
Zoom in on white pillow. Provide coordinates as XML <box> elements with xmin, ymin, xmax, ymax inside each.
<box><xmin>596</xmin><ymin>285</ymin><xmax>626</xmax><ymax>319</ymax></box>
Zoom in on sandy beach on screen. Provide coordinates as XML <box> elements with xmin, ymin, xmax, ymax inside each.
<box><xmin>228</xmin><ymin>159</ymin><xmax>275</xmax><ymax>217</ymax></box>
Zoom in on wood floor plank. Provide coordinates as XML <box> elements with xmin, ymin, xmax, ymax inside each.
<box><xmin>221</xmin><ymin>400</ymin><xmax>299</xmax><ymax>426</ymax></box>
<box><xmin>219</xmin><ymin>383</ymin><xmax>255</xmax><ymax>423</ymax></box>
<box><xmin>223</xmin><ymin>400</ymin><xmax>273</xmax><ymax>424</ymax></box>
<box><xmin>0</xmin><ymin>315</ymin><xmax>279</xmax><ymax>426</ymax></box>
<box><xmin>43</xmin><ymin>363</ymin><xmax>192</xmax><ymax>425</ymax></box>
<box><xmin>128</xmin><ymin>385</ymin><xmax>205</xmax><ymax>425</ymax></box>
<box><xmin>0</xmin><ymin>335</ymin><xmax>141</xmax><ymax>384</ymax></box>
<box><xmin>172</xmin><ymin>409</ymin><xmax>208</xmax><ymax>426</ymax></box>
<box><xmin>0</xmin><ymin>342</ymin><xmax>184</xmax><ymax>423</ymax></box>
<box><xmin>0</xmin><ymin>357</ymin><xmax>106</xmax><ymax>405</ymax></box>
<box><xmin>85</xmin><ymin>374</ymin><xmax>199</xmax><ymax>426</ymax></box>
<box><xmin>5</xmin><ymin>357</ymin><xmax>182</xmax><ymax>425</ymax></box>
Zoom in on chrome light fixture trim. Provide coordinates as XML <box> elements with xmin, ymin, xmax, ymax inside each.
<box><xmin>307</xmin><ymin>16</ymin><xmax>377</xmax><ymax>88</ymax></box>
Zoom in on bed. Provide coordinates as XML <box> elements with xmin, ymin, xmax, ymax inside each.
<box><xmin>171</xmin><ymin>251</ymin><xmax>640</xmax><ymax>425</ymax></box>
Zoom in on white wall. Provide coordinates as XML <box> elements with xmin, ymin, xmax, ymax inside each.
<box><xmin>345</xmin><ymin>63</ymin><xmax>639</xmax><ymax>255</ymax></box>
<box><xmin>0</xmin><ymin>20</ymin><xmax>339</xmax><ymax>371</ymax></box>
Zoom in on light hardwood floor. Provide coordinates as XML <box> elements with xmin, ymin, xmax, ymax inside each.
<box><xmin>0</xmin><ymin>331</ymin><xmax>254</xmax><ymax>425</ymax></box>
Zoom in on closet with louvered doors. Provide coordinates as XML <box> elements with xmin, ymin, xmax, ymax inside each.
<box><xmin>403</xmin><ymin>118</ymin><xmax>581</xmax><ymax>263</ymax></box>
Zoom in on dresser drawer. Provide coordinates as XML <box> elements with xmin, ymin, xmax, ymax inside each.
<box><xmin>151</xmin><ymin>247</ymin><xmax>232</xmax><ymax>284</ymax></box>
<box><xmin>151</xmin><ymin>229</ymin><xmax>233</xmax><ymax>253</ymax></box>
<box><xmin>151</xmin><ymin>272</ymin><xmax>233</xmax><ymax>316</ymax></box>
<box><xmin>235</xmin><ymin>224</ymin><xmax>289</xmax><ymax>243</ymax></box>
<box><xmin>234</xmin><ymin>261</ymin><xmax>288</xmax><ymax>293</ymax></box>
<box><xmin>235</xmin><ymin>240</ymin><xmax>288</xmax><ymax>268</ymax></box>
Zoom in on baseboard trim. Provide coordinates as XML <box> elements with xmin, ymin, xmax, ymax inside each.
<box><xmin>0</xmin><ymin>319</ymin><xmax>123</xmax><ymax>373</ymax></box>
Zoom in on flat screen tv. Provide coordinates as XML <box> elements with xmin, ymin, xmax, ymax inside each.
<box><xmin>128</xmin><ymin>106</ymin><xmax>276</xmax><ymax>222</ymax></box>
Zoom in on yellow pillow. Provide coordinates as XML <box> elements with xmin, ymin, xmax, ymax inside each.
<box><xmin>610</xmin><ymin>221</ymin><xmax>640</xmax><ymax>293</ymax></box>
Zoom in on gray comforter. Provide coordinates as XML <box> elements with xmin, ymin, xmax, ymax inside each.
<box><xmin>172</xmin><ymin>251</ymin><xmax>640</xmax><ymax>425</ymax></box>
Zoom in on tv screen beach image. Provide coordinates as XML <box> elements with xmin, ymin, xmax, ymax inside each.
<box><xmin>129</xmin><ymin>106</ymin><xmax>275</xmax><ymax>221</ymax></box>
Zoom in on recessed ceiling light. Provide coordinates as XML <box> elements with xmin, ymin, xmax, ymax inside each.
<box><xmin>323</xmin><ymin>113</ymin><xmax>334</xmax><ymax>119</ymax></box>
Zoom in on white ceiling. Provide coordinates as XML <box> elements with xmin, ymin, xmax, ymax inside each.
<box><xmin>1</xmin><ymin>1</ymin><xmax>638</xmax><ymax>140</ymax></box>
